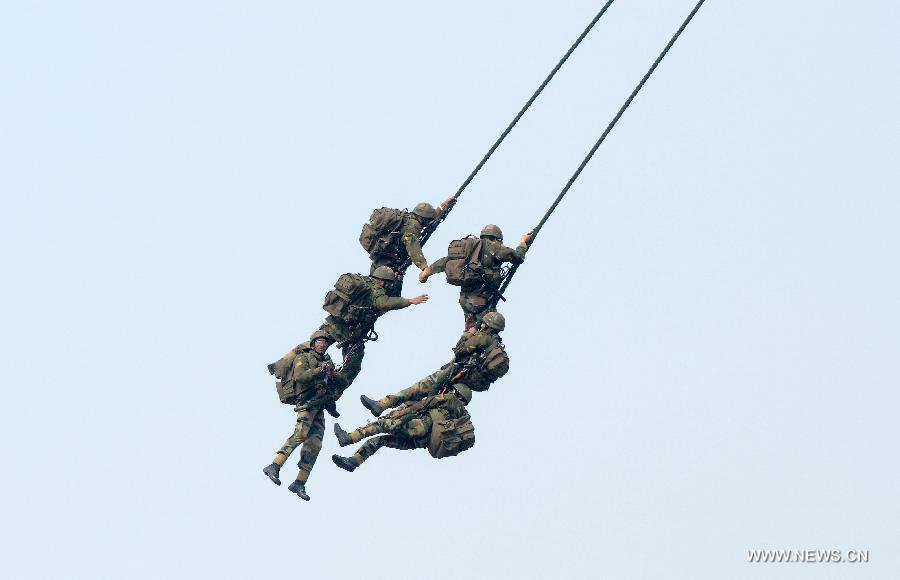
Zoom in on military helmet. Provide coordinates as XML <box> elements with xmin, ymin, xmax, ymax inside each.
<box><xmin>309</xmin><ymin>329</ymin><xmax>334</xmax><ymax>344</ymax></box>
<box><xmin>371</xmin><ymin>265</ymin><xmax>397</xmax><ymax>281</ymax></box>
<box><xmin>481</xmin><ymin>311</ymin><xmax>506</xmax><ymax>331</ymax></box>
<box><xmin>412</xmin><ymin>202</ymin><xmax>438</xmax><ymax>220</ymax></box>
<box><xmin>480</xmin><ymin>224</ymin><xmax>503</xmax><ymax>241</ymax></box>
<box><xmin>453</xmin><ymin>384</ymin><xmax>473</xmax><ymax>404</ymax></box>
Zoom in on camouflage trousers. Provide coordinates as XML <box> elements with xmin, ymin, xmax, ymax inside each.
<box><xmin>458</xmin><ymin>289</ymin><xmax>495</xmax><ymax>329</ymax></box>
<box><xmin>343</xmin><ymin>413</ymin><xmax>433</xmax><ymax>467</ymax></box>
<box><xmin>349</xmin><ymin>436</ymin><xmax>422</xmax><ymax>467</ymax></box>
<box><xmin>274</xmin><ymin>406</ymin><xmax>325</xmax><ymax>483</ymax></box>
<box><xmin>372</xmin><ymin>366</ymin><xmax>451</xmax><ymax>412</ymax></box>
<box><xmin>348</xmin><ymin>414</ymin><xmax>433</xmax><ymax>444</ymax></box>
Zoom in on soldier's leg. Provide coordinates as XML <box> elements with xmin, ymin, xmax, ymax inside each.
<box><xmin>333</xmin><ymin>432</ymin><xmax>425</xmax><ymax>471</ymax></box>
<box><xmin>273</xmin><ymin>407</ymin><xmax>316</xmax><ymax>464</ymax></box>
<box><xmin>363</xmin><ymin>367</ymin><xmax>450</xmax><ymax>415</ymax></box>
<box><xmin>265</xmin><ymin>407</ymin><xmax>317</xmax><ymax>486</ymax></box>
<box><xmin>339</xmin><ymin>340</ymin><xmax>365</xmax><ymax>387</ymax></box>
<box><xmin>316</xmin><ymin>321</ymin><xmax>342</xmax><ymax>344</ymax></box>
<box><xmin>459</xmin><ymin>292</ymin><xmax>489</xmax><ymax>331</ymax></box>
<box><xmin>388</xmin><ymin>264</ymin><xmax>406</xmax><ymax>297</ymax></box>
<box><xmin>333</xmin><ymin>436</ymin><xmax>386</xmax><ymax>471</ymax></box>
<box><xmin>294</xmin><ymin>410</ymin><xmax>326</xmax><ymax>485</ymax></box>
<box><xmin>344</xmin><ymin>421</ymin><xmax>385</xmax><ymax>444</ymax></box>
<box><xmin>350</xmin><ymin>435</ymin><xmax>418</xmax><ymax>467</ymax></box>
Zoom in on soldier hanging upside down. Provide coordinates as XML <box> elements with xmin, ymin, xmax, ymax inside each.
<box><xmin>419</xmin><ymin>224</ymin><xmax>531</xmax><ymax>329</ymax></box>
<box><xmin>331</xmin><ymin>384</ymin><xmax>475</xmax><ymax>472</ymax></box>
<box><xmin>263</xmin><ymin>330</ymin><xmax>362</xmax><ymax>501</ymax></box>
<box><xmin>359</xmin><ymin>198</ymin><xmax>456</xmax><ymax>296</ymax></box>
<box><xmin>359</xmin><ymin>311</ymin><xmax>509</xmax><ymax>418</ymax></box>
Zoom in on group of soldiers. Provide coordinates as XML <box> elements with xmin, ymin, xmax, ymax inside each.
<box><xmin>263</xmin><ymin>197</ymin><xmax>532</xmax><ymax>501</ymax></box>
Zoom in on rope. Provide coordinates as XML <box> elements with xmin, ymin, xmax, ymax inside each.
<box><xmin>494</xmin><ymin>0</ymin><xmax>708</xmax><ymax>304</ymax></box>
<box><xmin>400</xmin><ymin>1</ymin><xmax>618</xmax><ymax>273</ymax></box>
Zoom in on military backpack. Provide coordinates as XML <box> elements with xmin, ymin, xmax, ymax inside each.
<box><xmin>359</xmin><ymin>207</ymin><xmax>407</xmax><ymax>259</ymax></box>
<box><xmin>443</xmin><ymin>237</ymin><xmax>485</xmax><ymax>287</ymax></box>
<box><xmin>272</xmin><ymin>343</ymin><xmax>305</xmax><ymax>405</ymax></box>
<box><xmin>427</xmin><ymin>408</ymin><xmax>476</xmax><ymax>458</ymax></box>
<box><xmin>322</xmin><ymin>273</ymin><xmax>375</xmax><ymax>324</ymax></box>
<box><xmin>478</xmin><ymin>341</ymin><xmax>509</xmax><ymax>386</ymax></box>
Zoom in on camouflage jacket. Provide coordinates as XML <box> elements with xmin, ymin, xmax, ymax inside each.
<box><xmin>428</xmin><ymin>238</ymin><xmax>528</xmax><ymax>288</ymax></box>
<box><xmin>368</xmin><ymin>278</ymin><xmax>411</xmax><ymax>317</ymax></box>
<box><xmin>450</xmin><ymin>329</ymin><xmax>503</xmax><ymax>391</ymax></box>
<box><xmin>399</xmin><ymin>203</ymin><xmax>450</xmax><ymax>270</ymax></box>
<box><xmin>288</xmin><ymin>346</ymin><xmax>349</xmax><ymax>407</ymax></box>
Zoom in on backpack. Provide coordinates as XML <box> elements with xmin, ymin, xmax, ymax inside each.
<box><xmin>427</xmin><ymin>408</ymin><xmax>476</xmax><ymax>459</ymax></box>
<box><xmin>443</xmin><ymin>237</ymin><xmax>484</xmax><ymax>287</ymax></box>
<box><xmin>359</xmin><ymin>207</ymin><xmax>407</xmax><ymax>258</ymax></box>
<box><xmin>275</xmin><ymin>379</ymin><xmax>300</xmax><ymax>405</ymax></box>
<box><xmin>322</xmin><ymin>273</ymin><xmax>375</xmax><ymax>324</ymax></box>
<box><xmin>272</xmin><ymin>343</ymin><xmax>307</xmax><ymax>405</ymax></box>
<box><xmin>481</xmin><ymin>341</ymin><xmax>509</xmax><ymax>382</ymax></box>
<box><xmin>269</xmin><ymin>345</ymin><xmax>300</xmax><ymax>381</ymax></box>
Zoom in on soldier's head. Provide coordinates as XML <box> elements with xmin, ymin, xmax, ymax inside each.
<box><xmin>480</xmin><ymin>311</ymin><xmax>505</xmax><ymax>333</ymax></box>
<box><xmin>411</xmin><ymin>202</ymin><xmax>438</xmax><ymax>225</ymax></box>
<box><xmin>371</xmin><ymin>265</ymin><xmax>397</xmax><ymax>286</ymax></box>
<box><xmin>309</xmin><ymin>330</ymin><xmax>334</xmax><ymax>354</ymax></box>
<box><xmin>480</xmin><ymin>224</ymin><xmax>503</xmax><ymax>242</ymax></box>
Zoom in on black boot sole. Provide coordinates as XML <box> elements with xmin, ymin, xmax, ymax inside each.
<box><xmin>332</xmin><ymin>454</ymin><xmax>357</xmax><ymax>472</ymax></box>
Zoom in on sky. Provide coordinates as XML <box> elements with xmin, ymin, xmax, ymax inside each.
<box><xmin>1</xmin><ymin>1</ymin><xmax>898</xmax><ymax>578</ymax></box>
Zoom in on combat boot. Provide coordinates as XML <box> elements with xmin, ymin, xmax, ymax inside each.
<box><xmin>334</xmin><ymin>423</ymin><xmax>351</xmax><ymax>447</ymax></box>
<box><xmin>360</xmin><ymin>395</ymin><xmax>384</xmax><ymax>417</ymax></box>
<box><xmin>325</xmin><ymin>399</ymin><xmax>340</xmax><ymax>418</ymax></box>
<box><xmin>332</xmin><ymin>454</ymin><xmax>357</xmax><ymax>472</ymax></box>
<box><xmin>287</xmin><ymin>480</ymin><xmax>310</xmax><ymax>501</ymax></box>
<box><xmin>262</xmin><ymin>463</ymin><xmax>281</xmax><ymax>486</ymax></box>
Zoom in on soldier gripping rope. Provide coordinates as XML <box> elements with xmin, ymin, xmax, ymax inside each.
<box><xmin>359</xmin><ymin>198</ymin><xmax>456</xmax><ymax>296</ymax></box>
<box><xmin>419</xmin><ymin>225</ymin><xmax>531</xmax><ymax>329</ymax></box>
<box><xmin>258</xmin><ymin>0</ymin><xmax>710</xmax><ymax>497</ymax></box>
<box><xmin>263</xmin><ymin>330</ymin><xmax>362</xmax><ymax>500</ymax></box>
<box><xmin>359</xmin><ymin>311</ymin><xmax>509</xmax><ymax>417</ymax></box>
<box><xmin>331</xmin><ymin>384</ymin><xmax>475</xmax><ymax>472</ymax></box>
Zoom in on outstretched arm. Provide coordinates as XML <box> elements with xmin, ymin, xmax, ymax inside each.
<box><xmin>420</xmin><ymin>256</ymin><xmax>448</xmax><ymax>282</ymax></box>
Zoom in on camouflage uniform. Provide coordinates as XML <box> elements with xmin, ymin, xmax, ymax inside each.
<box><xmin>366</xmin><ymin>328</ymin><xmax>503</xmax><ymax>412</ymax></box>
<box><xmin>269</xmin><ymin>344</ymin><xmax>360</xmax><ymax>485</ymax></box>
<box><xmin>317</xmin><ymin>275</ymin><xmax>413</xmax><ymax>385</ymax></box>
<box><xmin>428</xmin><ymin>237</ymin><xmax>528</xmax><ymax>327</ymax></box>
<box><xmin>369</xmin><ymin>203</ymin><xmax>450</xmax><ymax>296</ymax></box>
<box><xmin>335</xmin><ymin>390</ymin><xmax>473</xmax><ymax>470</ymax></box>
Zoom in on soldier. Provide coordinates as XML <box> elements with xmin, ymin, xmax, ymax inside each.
<box><xmin>331</xmin><ymin>384</ymin><xmax>475</xmax><ymax>472</ymax></box>
<box><xmin>361</xmin><ymin>198</ymin><xmax>457</xmax><ymax>296</ymax></box>
<box><xmin>419</xmin><ymin>224</ymin><xmax>532</xmax><ymax>329</ymax></box>
<box><xmin>262</xmin><ymin>330</ymin><xmax>361</xmax><ymax>501</ymax></box>
<box><xmin>318</xmin><ymin>265</ymin><xmax>429</xmax><ymax>389</ymax></box>
<box><xmin>359</xmin><ymin>311</ymin><xmax>509</xmax><ymax>417</ymax></box>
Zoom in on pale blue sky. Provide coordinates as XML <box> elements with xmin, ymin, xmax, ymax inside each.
<box><xmin>2</xmin><ymin>1</ymin><xmax>898</xmax><ymax>578</ymax></box>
